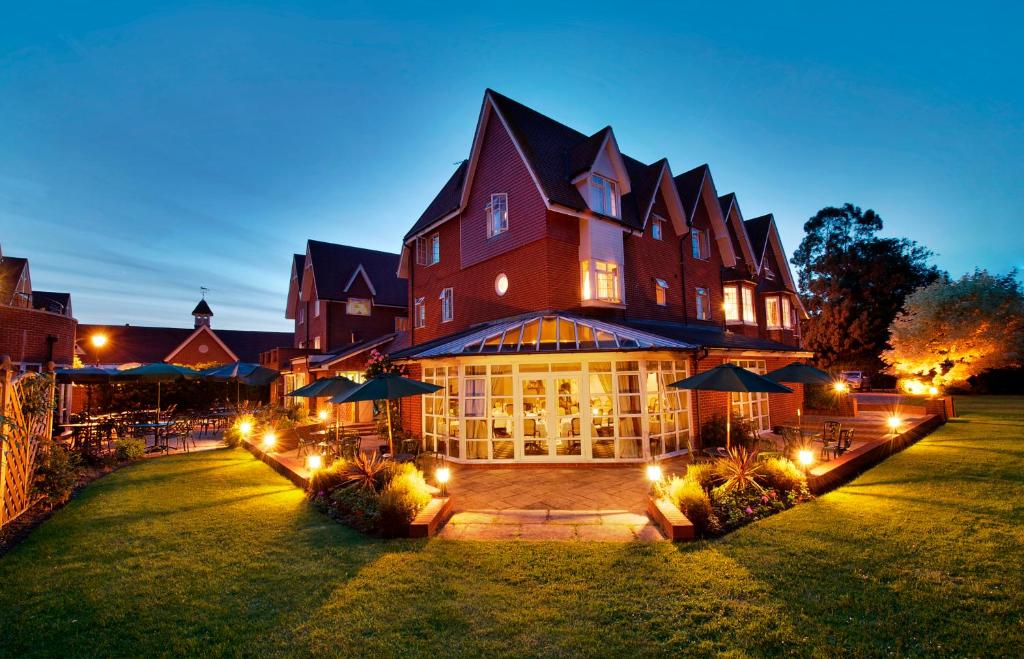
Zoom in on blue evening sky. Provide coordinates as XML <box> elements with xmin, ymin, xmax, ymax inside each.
<box><xmin>2</xmin><ymin>1</ymin><xmax>1022</xmax><ymax>331</ymax></box>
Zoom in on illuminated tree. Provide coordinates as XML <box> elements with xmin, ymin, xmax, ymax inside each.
<box><xmin>884</xmin><ymin>270</ymin><xmax>1024</xmax><ymax>386</ymax></box>
<box><xmin>791</xmin><ymin>203</ymin><xmax>941</xmax><ymax>371</ymax></box>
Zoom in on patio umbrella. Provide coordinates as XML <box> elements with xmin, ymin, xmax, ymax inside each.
<box><xmin>669</xmin><ymin>364</ymin><xmax>792</xmax><ymax>450</ymax></box>
<box><xmin>54</xmin><ymin>366</ymin><xmax>120</xmax><ymax>415</ymax></box>
<box><xmin>119</xmin><ymin>362</ymin><xmax>200</xmax><ymax>422</ymax></box>
<box><xmin>287</xmin><ymin>376</ymin><xmax>360</xmax><ymax>440</ymax></box>
<box><xmin>200</xmin><ymin>362</ymin><xmax>279</xmax><ymax>404</ymax></box>
<box><xmin>329</xmin><ymin>374</ymin><xmax>442</xmax><ymax>455</ymax></box>
<box><xmin>765</xmin><ymin>362</ymin><xmax>834</xmax><ymax>433</ymax></box>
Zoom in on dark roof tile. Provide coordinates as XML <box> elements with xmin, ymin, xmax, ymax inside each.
<box><xmin>622</xmin><ymin>319</ymin><xmax>804</xmax><ymax>353</ymax></box>
<box><xmin>744</xmin><ymin>214</ymin><xmax>773</xmax><ymax>261</ymax></box>
<box><xmin>306</xmin><ymin>240</ymin><xmax>407</xmax><ymax>307</ymax></box>
<box><xmin>673</xmin><ymin>164</ymin><xmax>709</xmax><ymax>221</ymax></box>
<box><xmin>32</xmin><ymin>291</ymin><xmax>71</xmax><ymax>315</ymax></box>
<box><xmin>404</xmin><ymin>161</ymin><xmax>468</xmax><ymax>240</ymax></box>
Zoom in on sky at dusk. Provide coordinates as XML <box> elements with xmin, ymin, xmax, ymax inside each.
<box><xmin>2</xmin><ymin>1</ymin><xmax>1022</xmax><ymax>331</ymax></box>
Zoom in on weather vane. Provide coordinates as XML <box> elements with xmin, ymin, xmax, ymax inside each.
<box><xmin>200</xmin><ymin>286</ymin><xmax>209</xmax><ymax>299</ymax></box>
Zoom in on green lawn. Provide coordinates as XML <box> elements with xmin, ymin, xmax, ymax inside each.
<box><xmin>1</xmin><ymin>397</ymin><xmax>1022</xmax><ymax>657</ymax></box>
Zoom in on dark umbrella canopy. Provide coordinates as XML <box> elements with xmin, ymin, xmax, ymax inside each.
<box><xmin>330</xmin><ymin>374</ymin><xmax>443</xmax><ymax>455</ymax></box>
<box><xmin>288</xmin><ymin>376</ymin><xmax>359</xmax><ymax>398</ymax></box>
<box><xmin>119</xmin><ymin>362</ymin><xmax>200</xmax><ymax>381</ymax></box>
<box><xmin>669</xmin><ymin>363</ymin><xmax>793</xmax><ymax>394</ymax></box>
<box><xmin>329</xmin><ymin>374</ymin><xmax>443</xmax><ymax>404</ymax></box>
<box><xmin>669</xmin><ymin>364</ymin><xmax>792</xmax><ymax>450</ymax></box>
<box><xmin>765</xmin><ymin>362</ymin><xmax>833</xmax><ymax>385</ymax></box>
<box><xmin>201</xmin><ymin>362</ymin><xmax>279</xmax><ymax>386</ymax></box>
<box><xmin>54</xmin><ymin>366</ymin><xmax>119</xmax><ymax>384</ymax></box>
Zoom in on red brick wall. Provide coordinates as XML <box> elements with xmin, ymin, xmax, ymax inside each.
<box><xmin>170</xmin><ymin>333</ymin><xmax>235</xmax><ymax>365</ymax></box>
<box><xmin>399</xmin><ymin>363</ymin><xmax>423</xmax><ymax>437</ymax></box>
<box><xmin>682</xmin><ymin>201</ymin><xmax>726</xmax><ymax>327</ymax></box>
<box><xmin>0</xmin><ymin>306</ymin><xmax>76</xmax><ymax>366</ymax></box>
<box><xmin>460</xmin><ymin>109</ymin><xmax>549</xmax><ymax>269</ymax></box>
<box><xmin>624</xmin><ymin>195</ymin><xmax>684</xmax><ymax>321</ymax></box>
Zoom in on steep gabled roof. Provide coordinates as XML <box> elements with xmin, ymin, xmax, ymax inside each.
<box><xmin>719</xmin><ymin>193</ymin><xmax>757</xmax><ymax>266</ymax></box>
<box><xmin>0</xmin><ymin>256</ymin><xmax>29</xmax><ymax>305</ymax></box>
<box><xmin>568</xmin><ymin>127</ymin><xmax>612</xmax><ymax>177</ymax></box>
<box><xmin>293</xmin><ymin>254</ymin><xmax>306</xmax><ymax>286</ymax></box>
<box><xmin>403</xmin><ymin>160</ymin><xmax>468</xmax><ymax>240</ymax></box>
<box><xmin>744</xmin><ymin>215</ymin><xmax>773</xmax><ymax>262</ymax></box>
<box><xmin>673</xmin><ymin>164</ymin><xmax>709</xmax><ymax>221</ymax></box>
<box><xmin>306</xmin><ymin>240</ymin><xmax>407</xmax><ymax>307</ymax></box>
<box><xmin>32</xmin><ymin>291</ymin><xmax>71</xmax><ymax>315</ymax></box>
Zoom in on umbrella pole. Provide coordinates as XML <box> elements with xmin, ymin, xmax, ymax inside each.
<box><xmin>386</xmin><ymin>401</ymin><xmax>395</xmax><ymax>456</ymax></box>
<box><xmin>157</xmin><ymin>382</ymin><xmax>161</xmax><ymax>423</ymax></box>
<box><xmin>726</xmin><ymin>407</ymin><xmax>731</xmax><ymax>451</ymax></box>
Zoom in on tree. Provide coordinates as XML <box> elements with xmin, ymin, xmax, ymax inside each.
<box><xmin>883</xmin><ymin>270</ymin><xmax>1024</xmax><ymax>387</ymax></box>
<box><xmin>791</xmin><ymin>203</ymin><xmax>941</xmax><ymax>372</ymax></box>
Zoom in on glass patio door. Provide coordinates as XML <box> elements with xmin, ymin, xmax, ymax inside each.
<box><xmin>520</xmin><ymin>376</ymin><xmax>550</xmax><ymax>457</ymax></box>
<box><xmin>519</xmin><ymin>373</ymin><xmax>582</xmax><ymax>459</ymax></box>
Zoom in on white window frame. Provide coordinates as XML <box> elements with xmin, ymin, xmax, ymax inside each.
<box><xmin>766</xmin><ymin>296</ymin><xmax>782</xmax><ymax>329</ymax></box>
<box><xmin>440</xmin><ymin>287</ymin><xmax>454</xmax><ymax>323</ymax></box>
<box><xmin>695</xmin><ymin>287</ymin><xmax>710</xmax><ymax>321</ymax></box>
<box><xmin>589</xmin><ymin>175</ymin><xmax>618</xmax><ymax>217</ymax></box>
<box><xmin>486</xmin><ymin>193</ymin><xmax>509</xmax><ymax>238</ymax></box>
<box><xmin>594</xmin><ymin>260</ymin><xmax>621</xmax><ymax>303</ymax></box>
<box><xmin>742</xmin><ymin>286</ymin><xmax>757</xmax><ymax>325</ymax></box>
<box><xmin>781</xmin><ymin>296</ymin><xmax>793</xmax><ymax>329</ymax></box>
<box><xmin>723</xmin><ymin>284</ymin><xmax>741</xmax><ymax>323</ymax></box>
<box><xmin>414</xmin><ymin>297</ymin><xmax>426</xmax><ymax>329</ymax></box>
<box><xmin>314</xmin><ymin>300</ymin><xmax>320</xmax><ymax>317</ymax></box>
<box><xmin>651</xmin><ymin>219</ymin><xmax>663</xmax><ymax>241</ymax></box>
<box><xmin>417</xmin><ymin>234</ymin><xmax>440</xmax><ymax>266</ymax></box>
<box><xmin>654</xmin><ymin>278</ymin><xmax>668</xmax><ymax>306</ymax></box>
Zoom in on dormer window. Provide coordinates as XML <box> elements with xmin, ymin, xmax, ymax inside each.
<box><xmin>651</xmin><ymin>219</ymin><xmax>663</xmax><ymax>241</ymax></box>
<box><xmin>589</xmin><ymin>175</ymin><xmax>618</xmax><ymax>217</ymax></box>
<box><xmin>486</xmin><ymin>193</ymin><xmax>508</xmax><ymax>238</ymax></box>
<box><xmin>764</xmin><ymin>264</ymin><xmax>775</xmax><ymax>280</ymax></box>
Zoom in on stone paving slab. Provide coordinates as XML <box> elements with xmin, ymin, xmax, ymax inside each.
<box><xmin>438</xmin><ymin>508</ymin><xmax>665</xmax><ymax>542</ymax></box>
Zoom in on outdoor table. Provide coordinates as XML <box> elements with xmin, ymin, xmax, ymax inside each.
<box><xmin>134</xmin><ymin>421</ymin><xmax>174</xmax><ymax>453</ymax></box>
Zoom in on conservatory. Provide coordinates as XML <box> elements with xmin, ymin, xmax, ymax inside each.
<box><xmin>408</xmin><ymin>313</ymin><xmax>699</xmax><ymax>463</ymax></box>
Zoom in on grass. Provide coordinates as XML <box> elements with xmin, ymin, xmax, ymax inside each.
<box><xmin>1</xmin><ymin>396</ymin><xmax>1022</xmax><ymax>656</ymax></box>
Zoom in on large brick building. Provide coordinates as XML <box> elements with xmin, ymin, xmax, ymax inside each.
<box><xmin>0</xmin><ymin>248</ymin><xmax>76</xmax><ymax>370</ymax></box>
<box><xmin>387</xmin><ymin>90</ymin><xmax>811</xmax><ymax>463</ymax></box>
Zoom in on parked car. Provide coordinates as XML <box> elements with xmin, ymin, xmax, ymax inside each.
<box><xmin>840</xmin><ymin>371</ymin><xmax>870</xmax><ymax>391</ymax></box>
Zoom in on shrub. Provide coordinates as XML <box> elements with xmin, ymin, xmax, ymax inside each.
<box><xmin>34</xmin><ymin>443</ymin><xmax>80</xmax><ymax>505</ymax></box>
<box><xmin>660</xmin><ymin>475</ymin><xmax>718</xmax><ymax>537</ymax></box>
<box><xmin>684</xmin><ymin>462</ymin><xmax>718</xmax><ymax>491</ymax></box>
<box><xmin>804</xmin><ymin>383</ymin><xmax>841</xmax><ymax>413</ymax></box>
<box><xmin>341</xmin><ymin>452</ymin><xmax>389</xmax><ymax>491</ymax></box>
<box><xmin>222</xmin><ymin>425</ymin><xmax>244</xmax><ymax>448</ymax></box>
<box><xmin>701</xmin><ymin>413</ymin><xmax>757</xmax><ymax>449</ymax></box>
<box><xmin>308</xmin><ymin>458</ymin><xmax>349</xmax><ymax>495</ymax></box>
<box><xmin>715</xmin><ymin>447</ymin><xmax>765</xmax><ymax>493</ymax></box>
<box><xmin>114</xmin><ymin>437</ymin><xmax>146</xmax><ymax>462</ymax></box>
<box><xmin>759</xmin><ymin>457</ymin><xmax>806</xmax><ymax>495</ymax></box>
<box><xmin>377</xmin><ymin>463</ymin><xmax>433</xmax><ymax>537</ymax></box>
<box><xmin>712</xmin><ymin>486</ymin><xmax>788</xmax><ymax>532</ymax></box>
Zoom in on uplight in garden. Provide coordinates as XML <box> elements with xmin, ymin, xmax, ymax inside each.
<box><xmin>262</xmin><ymin>431</ymin><xmax>276</xmax><ymax>450</ymax></box>
<box><xmin>306</xmin><ymin>454</ymin><xmax>323</xmax><ymax>471</ymax></box>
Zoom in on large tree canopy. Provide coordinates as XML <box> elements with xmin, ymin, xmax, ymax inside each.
<box><xmin>883</xmin><ymin>270</ymin><xmax>1024</xmax><ymax>387</ymax></box>
<box><xmin>791</xmin><ymin>204</ymin><xmax>940</xmax><ymax>372</ymax></box>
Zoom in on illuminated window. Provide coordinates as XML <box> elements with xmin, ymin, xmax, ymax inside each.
<box><xmin>651</xmin><ymin>219</ymin><xmax>663</xmax><ymax>240</ymax></box>
<box><xmin>414</xmin><ymin>297</ymin><xmax>426</xmax><ymax>328</ymax></box>
<box><xmin>580</xmin><ymin>261</ymin><xmax>591</xmax><ymax>300</ymax></box>
<box><xmin>595</xmin><ymin>261</ymin><xmax>620</xmax><ymax>302</ymax></box>
<box><xmin>440</xmin><ymin>288</ymin><xmax>454</xmax><ymax>323</ymax></box>
<box><xmin>487</xmin><ymin>193</ymin><xmax>508</xmax><ymax>237</ymax></box>
<box><xmin>766</xmin><ymin>296</ymin><xmax>781</xmax><ymax>328</ymax></box>
<box><xmin>590</xmin><ymin>175</ymin><xmax>618</xmax><ymax>216</ymax></box>
<box><xmin>696</xmin><ymin>288</ymin><xmax>710</xmax><ymax>320</ymax></box>
<box><xmin>346</xmin><ymin>298</ymin><xmax>371</xmax><ymax>316</ymax></box>
<box><xmin>654</xmin><ymin>279</ymin><xmax>668</xmax><ymax>306</ymax></box>
<box><xmin>313</xmin><ymin>336</ymin><xmax>321</xmax><ymax>350</ymax></box>
<box><xmin>781</xmin><ymin>296</ymin><xmax>793</xmax><ymax>329</ymax></box>
<box><xmin>691</xmin><ymin>228</ymin><xmax>710</xmax><ymax>260</ymax></box>
<box><xmin>742</xmin><ymin>286</ymin><xmax>756</xmax><ymax>324</ymax></box>
<box><xmin>723</xmin><ymin>285</ymin><xmax>740</xmax><ymax>323</ymax></box>
<box><xmin>395</xmin><ymin>316</ymin><xmax>409</xmax><ymax>332</ymax></box>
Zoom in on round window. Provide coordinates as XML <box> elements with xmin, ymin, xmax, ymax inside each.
<box><xmin>198</xmin><ymin>344</ymin><xmax>209</xmax><ymax>354</ymax></box>
<box><xmin>495</xmin><ymin>273</ymin><xmax>509</xmax><ymax>296</ymax></box>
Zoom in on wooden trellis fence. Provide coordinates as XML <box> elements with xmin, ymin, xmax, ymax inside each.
<box><xmin>0</xmin><ymin>357</ymin><xmax>55</xmax><ymax>528</ymax></box>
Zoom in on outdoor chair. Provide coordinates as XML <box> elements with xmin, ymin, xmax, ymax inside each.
<box><xmin>338</xmin><ymin>435</ymin><xmax>362</xmax><ymax>461</ymax></box>
<box><xmin>395</xmin><ymin>437</ymin><xmax>423</xmax><ymax>463</ymax></box>
<box><xmin>296</xmin><ymin>425</ymin><xmax>322</xmax><ymax>458</ymax></box>
<box><xmin>819</xmin><ymin>421</ymin><xmax>841</xmax><ymax>459</ymax></box>
<box><xmin>831</xmin><ymin>428</ymin><xmax>854</xmax><ymax>459</ymax></box>
<box><xmin>781</xmin><ymin>426</ymin><xmax>802</xmax><ymax>459</ymax></box>
<box><xmin>167</xmin><ymin>418</ymin><xmax>197</xmax><ymax>453</ymax></box>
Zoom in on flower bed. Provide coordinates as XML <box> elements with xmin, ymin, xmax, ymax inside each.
<box><xmin>655</xmin><ymin>449</ymin><xmax>811</xmax><ymax>539</ymax></box>
<box><xmin>308</xmin><ymin>453</ymin><xmax>436</xmax><ymax>538</ymax></box>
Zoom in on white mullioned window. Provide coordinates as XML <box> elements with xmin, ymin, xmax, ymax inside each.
<box><xmin>594</xmin><ymin>260</ymin><xmax>620</xmax><ymax>302</ymax></box>
<box><xmin>723</xmin><ymin>285</ymin><xmax>740</xmax><ymax>323</ymax></box>
<box><xmin>781</xmin><ymin>296</ymin><xmax>793</xmax><ymax>329</ymax></box>
<box><xmin>346</xmin><ymin>298</ymin><xmax>371</xmax><ymax>316</ymax></box>
<box><xmin>487</xmin><ymin>193</ymin><xmax>508</xmax><ymax>237</ymax></box>
<box><xmin>654</xmin><ymin>278</ymin><xmax>668</xmax><ymax>306</ymax></box>
<box><xmin>440</xmin><ymin>287</ymin><xmax>454</xmax><ymax>323</ymax></box>
<box><xmin>589</xmin><ymin>175</ymin><xmax>618</xmax><ymax>216</ymax></box>
<box><xmin>414</xmin><ymin>297</ymin><xmax>426</xmax><ymax>328</ymax></box>
<box><xmin>696</xmin><ymin>287</ymin><xmax>710</xmax><ymax>320</ymax></box>
<box><xmin>742</xmin><ymin>286</ymin><xmax>756</xmax><ymax>324</ymax></box>
<box><xmin>417</xmin><ymin>234</ymin><xmax>440</xmax><ymax>265</ymax></box>
<box><xmin>766</xmin><ymin>296</ymin><xmax>781</xmax><ymax>329</ymax></box>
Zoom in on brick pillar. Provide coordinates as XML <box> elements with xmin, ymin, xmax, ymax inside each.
<box><xmin>925</xmin><ymin>396</ymin><xmax>954</xmax><ymax>422</ymax></box>
<box><xmin>835</xmin><ymin>393</ymin><xmax>858</xmax><ymax>417</ymax></box>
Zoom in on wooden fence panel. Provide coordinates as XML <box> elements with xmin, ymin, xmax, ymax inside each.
<box><xmin>1</xmin><ymin>360</ymin><xmax>54</xmax><ymax>528</ymax></box>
